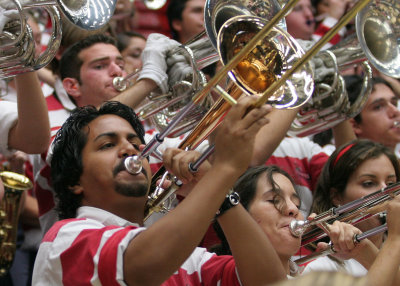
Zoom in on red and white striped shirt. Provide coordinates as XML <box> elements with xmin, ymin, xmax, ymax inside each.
<box><xmin>32</xmin><ymin>80</ymin><xmax>203</xmax><ymax>235</ymax></box>
<box><xmin>32</xmin><ymin>206</ymin><xmax>240</xmax><ymax>286</ymax></box>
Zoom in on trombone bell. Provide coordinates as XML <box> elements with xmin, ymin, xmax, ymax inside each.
<box><xmin>218</xmin><ymin>15</ymin><xmax>314</xmax><ymax>109</ymax></box>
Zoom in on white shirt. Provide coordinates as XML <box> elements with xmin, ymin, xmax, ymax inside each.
<box><xmin>302</xmin><ymin>256</ymin><xmax>367</xmax><ymax>277</ymax></box>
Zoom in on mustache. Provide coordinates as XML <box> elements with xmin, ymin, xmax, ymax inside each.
<box><xmin>113</xmin><ymin>157</ymin><xmax>148</xmax><ymax>178</ymax></box>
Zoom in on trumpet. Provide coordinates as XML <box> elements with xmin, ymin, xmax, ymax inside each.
<box><xmin>289</xmin><ymin>182</ymin><xmax>400</xmax><ymax>247</ymax></box>
<box><xmin>0</xmin><ymin>171</ymin><xmax>32</xmax><ymax>276</ymax></box>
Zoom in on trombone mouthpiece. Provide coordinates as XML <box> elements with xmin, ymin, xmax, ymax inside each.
<box><xmin>124</xmin><ymin>156</ymin><xmax>143</xmax><ymax>175</ymax></box>
<box><xmin>113</xmin><ymin>77</ymin><xmax>127</xmax><ymax>92</ymax></box>
<box><xmin>289</xmin><ymin>219</ymin><xmax>309</xmax><ymax>237</ymax></box>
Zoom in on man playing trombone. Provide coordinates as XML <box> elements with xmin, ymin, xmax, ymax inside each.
<box><xmin>32</xmin><ymin>98</ymin><xmax>289</xmax><ymax>285</ymax></box>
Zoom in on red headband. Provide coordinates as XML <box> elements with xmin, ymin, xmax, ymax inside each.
<box><xmin>333</xmin><ymin>143</ymin><xmax>355</xmax><ymax>167</ymax></box>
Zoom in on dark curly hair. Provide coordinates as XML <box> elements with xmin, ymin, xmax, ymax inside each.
<box><xmin>51</xmin><ymin>101</ymin><xmax>145</xmax><ymax>219</ymax></box>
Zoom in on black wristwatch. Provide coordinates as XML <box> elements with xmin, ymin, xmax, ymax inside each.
<box><xmin>215</xmin><ymin>190</ymin><xmax>240</xmax><ymax>218</ymax></box>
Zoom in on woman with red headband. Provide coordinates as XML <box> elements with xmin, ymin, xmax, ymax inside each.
<box><xmin>304</xmin><ymin>139</ymin><xmax>400</xmax><ymax>277</ymax></box>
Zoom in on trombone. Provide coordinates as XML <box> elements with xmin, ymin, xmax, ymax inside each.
<box><xmin>0</xmin><ymin>171</ymin><xmax>32</xmax><ymax>276</ymax></box>
<box><xmin>294</xmin><ymin>222</ymin><xmax>388</xmax><ymax>265</ymax></box>
<box><xmin>123</xmin><ymin>0</ymin><xmax>376</xmax><ymax>219</ymax></box>
<box><xmin>289</xmin><ymin>182</ymin><xmax>400</xmax><ymax>247</ymax></box>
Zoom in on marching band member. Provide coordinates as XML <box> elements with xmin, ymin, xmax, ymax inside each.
<box><xmin>32</xmin><ymin>99</ymin><xmax>287</xmax><ymax>286</ymax></box>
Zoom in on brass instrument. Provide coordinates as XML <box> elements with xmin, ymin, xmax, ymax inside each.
<box><xmin>295</xmin><ymin>222</ymin><xmax>388</xmax><ymax>265</ymax></box>
<box><xmin>132</xmin><ymin>0</ymin><xmax>376</xmax><ymax>219</ymax></box>
<box><xmin>289</xmin><ymin>182</ymin><xmax>400</xmax><ymax>247</ymax></box>
<box><xmin>0</xmin><ymin>0</ymin><xmax>117</xmax><ymax>79</ymax></box>
<box><xmin>124</xmin><ymin>0</ymin><xmax>314</xmax><ymax>174</ymax></box>
<box><xmin>114</xmin><ymin>0</ymin><xmax>288</xmax><ymax>136</ymax></box>
<box><xmin>289</xmin><ymin>0</ymin><xmax>400</xmax><ymax>137</ymax></box>
<box><xmin>0</xmin><ymin>171</ymin><xmax>32</xmax><ymax>276</ymax></box>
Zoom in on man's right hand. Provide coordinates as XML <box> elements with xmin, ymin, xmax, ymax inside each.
<box><xmin>213</xmin><ymin>96</ymin><xmax>271</xmax><ymax>174</ymax></box>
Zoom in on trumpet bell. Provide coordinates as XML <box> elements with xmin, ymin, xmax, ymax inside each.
<box><xmin>357</xmin><ymin>0</ymin><xmax>400</xmax><ymax>77</ymax></box>
<box><xmin>218</xmin><ymin>15</ymin><xmax>314</xmax><ymax>109</ymax></box>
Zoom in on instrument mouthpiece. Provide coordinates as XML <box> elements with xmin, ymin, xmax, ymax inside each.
<box><xmin>113</xmin><ymin>77</ymin><xmax>127</xmax><ymax>92</ymax></box>
<box><xmin>124</xmin><ymin>156</ymin><xmax>143</xmax><ymax>175</ymax></box>
<box><xmin>289</xmin><ymin>219</ymin><xmax>309</xmax><ymax>237</ymax></box>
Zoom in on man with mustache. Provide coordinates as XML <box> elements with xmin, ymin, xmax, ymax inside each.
<box><xmin>32</xmin><ymin>99</ymin><xmax>287</xmax><ymax>285</ymax></box>
<box><xmin>32</xmin><ymin>33</ymin><xmax>184</xmax><ymax>235</ymax></box>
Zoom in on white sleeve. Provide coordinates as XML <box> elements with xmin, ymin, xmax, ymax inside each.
<box><xmin>0</xmin><ymin>101</ymin><xmax>18</xmax><ymax>155</ymax></box>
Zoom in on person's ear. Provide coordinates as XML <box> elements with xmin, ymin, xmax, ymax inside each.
<box><xmin>349</xmin><ymin>118</ymin><xmax>362</xmax><ymax>136</ymax></box>
<box><xmin>54</xmin><ymin>46</ymin><xmax>65</xmax><ymax>61</ymax></box>
<box><xmin>172</xmin><ymin>19</ymin><xmax>183</xmax><ymax>34</ymax></box>
<box><xmin>330</xmin><ymin>187</ymin><xmax>343</xmax><ymax>207</ymax></box>
<box><xmin>69</xmin><ymin>184</ymin><xmax>84</xmax><ymax>195</ymax></box>
<box><xmin>63</xmin><ymin>77</ymin><xmax>81</xmax><ymax>100</ymax></box>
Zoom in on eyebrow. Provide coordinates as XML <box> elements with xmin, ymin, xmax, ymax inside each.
<box><xmin>358</xmin><ymin>173</ymin><xmax>397</xmax><ymax>179</ymax></box>
<box><xmin>94</xmin><ymin>132</ymin><xmax>140</xmax><ymax>142</ymax></box>
<box><xmin>88</xmin><ymin>56</ymin><xmax>124</xmax><ymax>65</ymax></box>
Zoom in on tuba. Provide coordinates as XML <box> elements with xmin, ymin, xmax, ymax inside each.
<box><xmin>0</xmin><ymin>0</ymin><xmax>117</xmax><ymax>79</ymax></box>
<box><xmin>0</xmin><ymin>171</ymin><xmax>32</xmax><ymax>276</ymax></box>
<box><xmin>288</xmin><ymin>0</ymin><xmax>400</xmax><ymax>137</ymax></box>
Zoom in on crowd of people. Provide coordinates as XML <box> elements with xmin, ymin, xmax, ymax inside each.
<box><xmin>1</xmin><ymin>0</ymin><xmax>400</xmax><ymax>285</ymax></box>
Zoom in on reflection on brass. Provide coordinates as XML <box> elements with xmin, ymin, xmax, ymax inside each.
<box><xmin>145</xmin><ymin>84</ymin><xmax>243</xmax><ymax>220</ymax></box>
<box><xmin>0</xmin><ymin>0</ymin><xmax>117</xmax><ymax>79</ymax></box>
<box><xmin>231</xmin><ymin>30</ymin><xmax>283</xmax><ymax>93</ymax></box>
<box><xmin>0</xmin><ymin>171</ymin><xmax>32</xmax><ymax>276</ymax></box>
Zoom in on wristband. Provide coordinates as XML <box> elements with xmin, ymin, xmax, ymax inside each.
<box><xmin>215</xmin><ymin>190</ymin><xmax>240</xmax><ymax>218</ymax></box>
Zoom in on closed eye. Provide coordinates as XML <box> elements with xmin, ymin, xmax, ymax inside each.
<box><xmin>100</xmin><ymin>142</ymin><xmax>115</xmax><ymax>150</ymax></box>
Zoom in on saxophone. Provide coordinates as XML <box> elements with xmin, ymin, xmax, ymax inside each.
<box><xmin>0</xmin><ymin>171</ymin><xmax>32</xmax><ymax>276</ymax></box>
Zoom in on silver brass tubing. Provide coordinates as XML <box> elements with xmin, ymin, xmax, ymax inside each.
<box><xmin>125</xmin><ymin>100</ymin><xmax>199</xmax><ymax>173</ymax></box>
<box><xmin>295</xmin><ymin>222</ymin><xmax>388</xmax><ymax>265</ymax></box>
<box><xmin>289</xmin><ymin>182</ymin><xmax>400</xmax><ymax>237</ymax></box>
<box><xmin>188</xmin><ymin>144</ymin><xmax>215</xmax><ymax>172</ymax></box>
<box><xmin>354</xmin><ymin>223</ymin><xmax>387</xmax><ymax>243</ymax></box>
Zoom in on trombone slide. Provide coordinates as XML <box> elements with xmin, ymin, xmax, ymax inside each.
<box><xmin>295</xmin><ymin>223</ymin><xmax>388</xmax><ymax>266</ymax></box>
